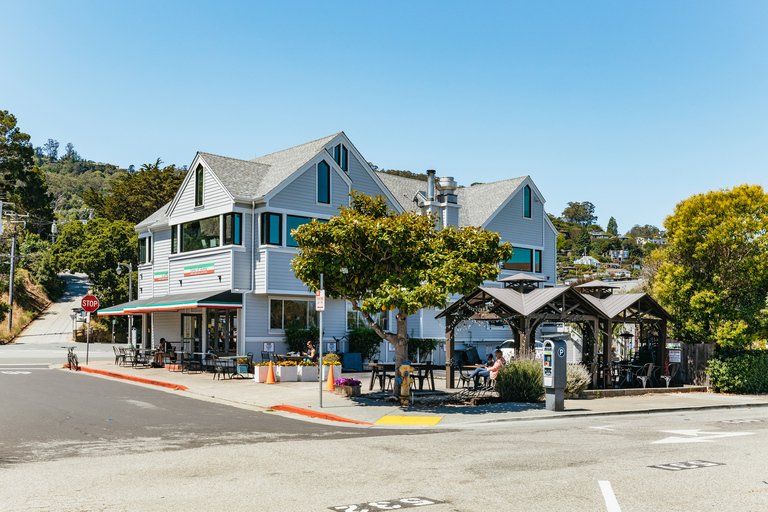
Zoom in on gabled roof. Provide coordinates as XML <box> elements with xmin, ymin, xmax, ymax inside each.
<box><xmin>135</xmin><ymin>201</ymin><xmax>172</xmax><ymax>229</ymax></box>
<box><xmin>580</xmin><ymin>292</ymin><xmax>674</xmax><ymax>321</ymax></box>
<box><xmin>198</xmin><ymin>152</ymin><xmax>271</xmax><ymax>199</ymax></box>
<box><xmin>373</xmin><ymin>173</ymin><xmax>532</xmax><ymax>226</ymax></box>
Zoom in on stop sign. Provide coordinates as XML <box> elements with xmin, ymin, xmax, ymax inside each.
<box><xmin>81</xmin><ymin>295</ymin><xmax>100</xmax><ymax>313</ymax></box>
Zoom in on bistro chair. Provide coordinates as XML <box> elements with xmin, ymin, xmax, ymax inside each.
<box><xmin>181</xmin><ymin>352</ymin><xmax>202</xmax><ymax>374</ymax></box>
<box><xmin>660</xmin><ymin>363</ymin><xmax>680</xmax><ymax>388</ymax></box>
<box><xmin>414</xmin><ymin>361</ymin><xmax>433</xmax><ymax>391</ymax></box>
<box><xmin>454</xmin><ymin>359</ymin><xmax>473</xmax><ymax>388</ymax></box>
<box><xmin>212</xmin><ymin>355</ymin><xmax>234</xmax><ymax>380</ymax></box>
<box><xmin>113</xmin><ymin>346</ymin><xmax>125</xmax><ymax>366</ymax></box>
<box><xmin>636</xmin><ymin>363</ymin><xmax>654</xmax><ymax>388</ymax></box>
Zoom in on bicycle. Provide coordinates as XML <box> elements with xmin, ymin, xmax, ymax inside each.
<box><xmin>64</xmin><ymin>346</ymin><xmax>79</xmax><ymax>371</ymax></box>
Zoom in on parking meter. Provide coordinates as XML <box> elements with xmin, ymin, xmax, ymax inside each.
<box><xmin>543</xmin><ymin>337</ymin><xmax>567</xmax><ymax>411</ymax></box>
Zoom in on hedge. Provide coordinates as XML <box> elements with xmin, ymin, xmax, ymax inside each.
<box><xmin>707</xmin><ymin>350</ymin><xmax>768</xmax><ymax>394</ymax></box>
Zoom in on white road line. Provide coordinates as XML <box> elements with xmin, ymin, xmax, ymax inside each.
<box><xmin>599</xmin><ymin>481</ymin><xmax>621</xmax><ymax>512</ymax></box>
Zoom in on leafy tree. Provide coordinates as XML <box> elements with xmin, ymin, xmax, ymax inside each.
<box><xmin>0</xmin><ymin>111</ymin><xmax>54</xmax><ymax>227</ymax></box>
<box><xmin>627</xmin><ymin>224</ymin><xmax>662</xmax><ymax>238</ymax></box>
<box><xmin>82</xmin><ymin>158</ymin><xmax>186</xmax><ymax>224</ymax></box>
<box><xmin>575</xmin><ymin>228</ymin><xmax>591</xmax><ymax>252</ymax></box>
<box><xmin>43</xmin><ymin>139</ymin><xmax>59</xmax><ymax>160</ymax></box>
<box><xmin>556</xmin><ymin>233</ymin><xmax>566</xmax><ymax>252</ymax></box>
<box><xmin>52</xmin><ymin>218</ymin><xmax>137</xmax><ymax>308</ymax></box>
<box><xmin>651</xmin><ymin>184</ymin><xmax>768</xmax><ymax>348</ymax></box>
<box><xmin>369</xmin><ymin>163</ymin><xmax>428</xmax><ymax>182</ymax></box>
<box><xmin>292</xmin><ymin>192</ymin><xmax>512</xmax><ymax>395</ymax></box>
<box><xmin>18</xmin><ymin>233</ymin><xmax>64</xmax><ymax>298</ymax></box>
<box><xmin>561</xmin><ymin>201</ymin><xmax>597</xmax><ymax>226</ymax></box>
<box><xmin>606</xmin><ymin>216</ymin><xmax>618</xmax><ymax>236</ymax></box>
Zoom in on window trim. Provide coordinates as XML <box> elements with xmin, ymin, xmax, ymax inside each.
<box><xmin>171</xmin><ymin>225</ymin><xmax>178</xmax><ymax>254</ymax></box>
<box><xmin>223</xmin><ymin>213</ymin><xmax>242</xmax><ymax>246</ymax></box>
<box><xmin>195</xmin><ymin>164</ymin><xmax>204</xmax><ymax>207</ymax></box>
<box><xmin>317</xmin><ymin>160</ymin><xmax>331</xmax><ymax>204</ymax></box>
<box><xmin>138</xmin><ymin>236</ymin><xmax>152</xmax><ymax>264</ymax></box>
<box><xmin>523</xmin><ymin>185</ymin><xmax>531</xmax><ymax>219</ymax></box>
<box><xmin>261</xmin><ymin>212</ymin><xmax>282</xmax><ymax>246</ymax></box>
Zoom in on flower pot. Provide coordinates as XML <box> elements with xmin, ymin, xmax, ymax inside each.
<box><xmin>336</xmin><ymin>385</ymin><xmax>361</xmax><ymax>397</ymax></box>
<box><xmin>237</xmin><ymin>364</ymin><xmax>249</xmax><ymax>375</ymax></box>
<box><xmin>254</xmin><ymin>366</ymin><xmax>270</xmax><ymax>382</ymax></box>
<box><xmin>298</xmin><ymin>366</ymin><xmax>318</xmax><ymax>382</ymax></box>
<box><xmin>322</xmin><ymin>365</ymin><xmax>342</xmax><ymax>382</ymax></box>
<box><xmin>275</xmin><ymin>365</ymin><xmax>298</xmax><ymax>382</ymax></box>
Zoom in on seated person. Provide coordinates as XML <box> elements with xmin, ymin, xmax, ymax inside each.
<box><xmin>302</xmin><ymin>340</ymin><xmax>317</xmax><ymax>363</ymax></box>
<box><xmin>467</xmin><ymin>349</ymin><xmax>506</xmax><ymax>388</ymax></box>
<box><xmin>154</xmin><ymin>338</ymin><xmax>168</xmax><ymax>366</ymax></box>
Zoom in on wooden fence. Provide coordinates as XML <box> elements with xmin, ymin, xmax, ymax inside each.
<box><xmin>679</xmin><ymin>342</ymin><xmax>715</xmax><ymax>386</ymax></box>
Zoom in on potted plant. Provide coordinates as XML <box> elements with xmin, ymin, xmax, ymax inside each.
<box><xmin>297</xmin><ymin>360</ymin><xmax>318</xmax><ymax>382</ymax></box>
<box><xmin>254</xmin><ymin>362</ymin><xmax>271</xmax><ymax>382</ymax></box>
<box><xmin>322</xmin><ymin>353</ymin><xmax>342</xmax><ymax>382</ymax></box>
<box><xmin>334</xmin><ymin>377</ymin><xmax>362</xmax><ymax>397</ymax></box>
<box><xmin>275</xmin><ymin>360</ymin><xmax>298</xmax><ymax>382</ymax></box>
<box><xmin>236</xmin><ymin>357</ymin><xmax>251</xmax><ymax>375</ymax></box>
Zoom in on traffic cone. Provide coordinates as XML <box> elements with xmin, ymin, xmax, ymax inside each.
<box><xmin>324</xmin><ymin>365</ymin><xmax>335</xmax><ymax>391</ymax></box>
<box><xmin>265</xmin><ymin>361</ymin><xmax>277</xmax><ymax>384</ymax></box>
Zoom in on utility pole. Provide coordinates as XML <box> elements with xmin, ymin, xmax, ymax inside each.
<box><xmin>4</xmin><ymin>207</ymin><xmax>29</xmax><ymax>332</ymax></box>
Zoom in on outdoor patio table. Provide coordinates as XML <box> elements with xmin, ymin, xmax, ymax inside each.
<box><xmin>617</xmin><ymin>364</ymin><xmax>643</xmax><ymax>388</ymax></box>
<box><xmin>219</xmin><ymin>355</ymin><xmax>249</xmax><ymax>379</ymax></box>
<box><xmin>275</xmin><ymin>354</ymin><xmax>304</xmax><ymax>362</ymax></box>
<box><xmin>368</xmin><ymin>362</ymin><xmax>434</xmax><ymax>391</ymax></box>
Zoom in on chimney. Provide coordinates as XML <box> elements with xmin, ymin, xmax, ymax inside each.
<box><xmin>427</xmin><ymin>169</ymin><xmax>436</xmax><ymax>201</ymax></box>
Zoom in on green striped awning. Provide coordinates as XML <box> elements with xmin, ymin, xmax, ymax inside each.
<box><xmin>97</xmin><ymin>290</ymin><xmax>241</xmax><ymax>316</ymax></box>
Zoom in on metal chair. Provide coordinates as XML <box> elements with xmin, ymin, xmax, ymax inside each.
<box><xmin>636</xmin><ymin>363</ymin><xmax>654</xmax><ymax>388</ymax></box>
<box><xmin>454</xmin><ymin>360</ymin><xmax>473</xmax><ymax>388</ymax></box>
<box><xmin>181</xmin><ymin>352</ymin><xmax>201</xmax><ymax>374</ymax></box>
<box><xmin>113</xmin><ymin>346</ymin><xmax>125</xmax><ymax>366</ymax></box>
<box><xmin>212</xmin><ymin>355</ymin><xmax>232</xmax><ymax>380</ymax></box>
<box><xmin>660</xmin><ymin>363</ymin><xmax>679</xmax><ymax>388</ymax></box>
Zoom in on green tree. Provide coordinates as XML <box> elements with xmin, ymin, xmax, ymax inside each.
<box><xmin>82</xmin><ymin>158</ymin><xmax>186</xmax><ymax>224</ymax></box>
<box><xmin>561</xmin><ymin>201</ymin><xmax>597</xmax><ymax>226</ymax></box>
<box><xmin>606</xmin><ymin>216</ymin><xmax>618</xmax><ymax>236</ymax></box>
<box><xmin>292</xmin><ymin>192</ymin><xmax>512</xmax><ymax>395</ymax></box>
<box><xmin>0</xmin><ymin>111</ymin><xmax>54</xmax><ymax>226</ymax></box>
<box><xmin>627</xmin><ymin>224</ymin><xmax>662</xmax><ymax>238</ymax></box>
<box><xmin>651</xmin><ymin>184</ymin><xmax>768</xmax><ymax>348</ymax></box>
<box><xmin>575</xmin><ymin>228</ymin><xmax>591</xmax><ymax>253</ymax></box>
<box><xmin>52</xmin><ymin>218</ymin><xmax>137</xmax><ymax>307</ymax></box>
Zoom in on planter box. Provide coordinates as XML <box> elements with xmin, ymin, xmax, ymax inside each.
<box><xmin>298</xmin><ymin>365</ymin><xmax>318</xmax><ymax>382</ymax></box>
<box><xmin>254</xmin><ymin>366</ymin><xmax>271</xmax><ymax>382</ymax></box>
<box><xmin>336</xmin><ymin>385</ymin><xmax>362</xmax><ymax>397</ymax></box>
<box><xmin>322</xmin><ymin>365</ymin><xmax>342</xmax><ymax>382</ymax></box>
<box><xmin>275</xmin><ymin>365</ymin><xmax>298</xmax><ymax>382</ymax></box>
<box><xmin>237</xmin><ymin>364</ymin><xmax>249</xmax><ymax>375</ymax></box>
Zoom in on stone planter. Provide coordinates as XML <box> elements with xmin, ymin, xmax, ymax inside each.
<box><xmin>336</xmin><ymin>385</ymin><xmax>362</xmax><ymax>397</ymax></box>
<box><xmin>254</xmin><ymin>366</ymin><xmax>271</xmax><ymax>382</ymax></box>
<box><xmin>275</xmin><ymin>365</ymin><xmax>298</xmax><ymax>382</ymax></box>
<box><xmin>298</xmin><ymin>365</ymin><xmax>318</xmax><ymax>382</ymax></box>
<box><xmin>322</xmin><ymin>364</ymin><xmax>342</xmax><ymax>382</ymax></box>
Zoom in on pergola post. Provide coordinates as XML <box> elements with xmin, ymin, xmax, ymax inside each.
<box><xmin>592</xmin><ymin>318</ymin><xmax>599</xmax><ymax>388</ymax></box>
<box><xmin>445</xmin><ymin>313</ymin><xmax>455</xmax><ymax>389</ymax></box>
<box><xmin>658</xmin><ymin>320</ymin><xmax>667</xmax><ymax>370</ymax></box>
<box><xmin>604</xmin><ymin>318</ymin><xmax>613</xmax><ymax>367</ymax></box>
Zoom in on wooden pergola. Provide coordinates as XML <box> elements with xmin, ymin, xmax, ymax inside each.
<box><xmin>436</xmin><ymin>275</ymin><xmax>674</xmax><ymax>388</ymax></box>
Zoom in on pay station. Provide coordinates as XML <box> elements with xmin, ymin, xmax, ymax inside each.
<box><xmin>542</xmin><ymin>335</ymin><xmax>567</xmax><ymax>411</ymax></box>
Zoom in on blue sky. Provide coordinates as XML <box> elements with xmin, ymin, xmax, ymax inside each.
<box><xmin>3</xmin><ymin>1</ymin><xmax>767</xmax><ymax>231</ymax></box>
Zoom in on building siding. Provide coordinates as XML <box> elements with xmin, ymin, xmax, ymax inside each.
<box><xmin>173</xmin><ymin>165</ymin><xmax>231</xmax><ymax>218</ymax></box>
<box><xmin>269</xmin><ymin>164</ymin><xmax>348</xmax><ymax>216</ymax></box>
<box><xmin>266</xmin><ymin>251</ymin><xmax>309</xmax><ymax>293</ymax></box>
<box><xmin>168</xmin><ymin>250</ymin><xmax>232</xmax><ymax>294</ymax></box>
<box><xmin>345</xmin><ymin>152</ymin><xmax>398</xmax><ymax>209</ymax></box>
<box><xmin>485</xmin><ymin>187</ymin><xmax>544</xmax><ymax>248</ymax></box>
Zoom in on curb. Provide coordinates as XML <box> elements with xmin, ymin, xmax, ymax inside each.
<box><xmin>470</xmin><ymin>401</ymin><xmax>768</xmax><ymax>424</ymax></box>
<box><xmin>69</xmin><ymin>365</ymin><xmax>189</xmax><ymax>391</ymax></box>
<box><xmin>270</xmin><ymin>405</ymin><xmax>374</xmax><ymax>425</ymax></box>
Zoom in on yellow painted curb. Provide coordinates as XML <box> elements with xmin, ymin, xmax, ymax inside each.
<box><xmin>375</xmin><ymin>415</ymin><xmax>443</xmax><ymax>426</ymax></box>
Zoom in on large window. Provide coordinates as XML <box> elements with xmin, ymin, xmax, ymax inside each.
<box><xmin>286</xmin><ymin>215</ymin><xmax>311</xmax><ymax>247</ymax></box>
<box><xmin>502</xmin><ymin>247</ymin><xmax>543</xmax><ymax>273</ymax></box>
<box><xmin>270</xmin><ymin>299</ymin><xmax>317</xmax><ymax>330</ymax></box>
<box><xmin>171</xmin><ymin>225</ymin><xmax>178</xmax><ymax>254</ymax></box>
<box><xmin>523</xmin><ymin>185</ymin><xmax>531</xmax><ymax>218</ymax></box>
<box><xmin>195</xmin><ymin>164</ymin><xmax>204</xmax><ymax>207</ymax></box>
<box><xmin>181</xmin><ymin>216</ymin><xmax>219</xmax><ymax>252</ymax></box>
<box><xmin>138</xmin><ymin>237</ymin><xmax>151</xmax><ymax>264</ymax></box>
<box><xmin>503</xmin><ymin>247</ymin><xmax>533</xmax><ymax>272</ymax></box>
<box><xmin>223</xmin><ymin>213</ymin><xmax>242</xmax><ymax>246</ymax></box>
<box><xmin>261</xmin><ymin>213</ymin><xmax>282</xmax><ymax>245</ymax></box>
<box><xmin>317</xmin><ymin>160</ymin><xmax>330</xmax><ymax>204</ymax></box>
<box><xmin>346</xmin><ymin>302</ymin><xmax>389</xmax><ymax>332</ymax></box>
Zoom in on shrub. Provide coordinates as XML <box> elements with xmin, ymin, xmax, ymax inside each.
<box><xmin>408</xmin><ymin>338</ymin><xmax>440</xmax><ymax>362</ymax></box>
<box><xmin>323</xmin><ymin>353</ymin><xmax>341</xmax><ymax>365</ymax></box>
<box><xmin>707</xmin><ymin>349</ymin><xmax>768</xmax><ymax>394</ymax></box>
<box><xmin>566</xmin><ymin>363</ymin><xmax>591</xmax><ymax>394</ymax></box>
<box><xmin>495</xmin><ymin>357</ymin><xmax>544</xmax><ymax>403</ymax></box>
<box><xmin>347</xmin><ymin>327</ymin><xmax>382</xmax><ymax>362</ymax></box>
<box><xmin>283</xmin><ymin>325</ymin><xmax>319</xmax><ymax>354</ymax></box>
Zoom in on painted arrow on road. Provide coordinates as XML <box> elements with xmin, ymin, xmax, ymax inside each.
<box><xmin>653</xmin><ymin>429</ymin><xmax>754</xmax><ymax>444</ymax></box>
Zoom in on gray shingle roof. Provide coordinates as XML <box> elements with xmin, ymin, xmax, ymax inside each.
<box><xmin>135</xmin><ymin>201</ymin><xmax>172</xmax><ymax>229</ymax></box>
<box><xmin>374</xmin><ymin>172</ymin><xmax>528</xmax><ymax>227</ymax></box>
<box><xmin>197</xmin><ymin>152</ymin><xmax>271</xmax><ymax>199</ymax></box>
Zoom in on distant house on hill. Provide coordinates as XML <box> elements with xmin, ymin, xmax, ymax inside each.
<box><xmin>574</xmin><ymin>255</ymin><xmax>600</xmax><ymax>267</ymax></box>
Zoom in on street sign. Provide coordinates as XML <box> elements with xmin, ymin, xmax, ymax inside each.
<box><xmin>315</xmin><ymin>289</ymin><xmax>325</xmax><ymax>311</ymax></box>
<box><xmin>81</xmin><ymin>295</ymin><xmax>99</xmax><ymax>312</ymax></box>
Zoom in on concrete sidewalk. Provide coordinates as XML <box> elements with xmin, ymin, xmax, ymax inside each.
<box><xmin>71</xmin><ymin>360</ymin><xmax>768</xmax><ymax>428</ymax></box>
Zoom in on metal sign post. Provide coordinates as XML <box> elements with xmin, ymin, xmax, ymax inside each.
<box><xmin>317</xmin><ymin>274</ymin><xmax>325</xmax><ymax>408</ymax></box>
<box><xmin>81</xmin><ymin>295</ymin><xmax>100</xmax><ymax>365</ymax></box>
<box><xmin>86</xmin><ymin>312</ymin><xmax>90</xmax><ymax>364</ymax></box>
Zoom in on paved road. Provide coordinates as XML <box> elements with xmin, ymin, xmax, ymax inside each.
<box><xmin>2</xmin><ymin>363</ymin><xmax>767</xmax><ymax>512</ymax></box>
<box><xmin>1</xmin><ymin>273</ymin><xmax>114</xmax><ymax>364</ymax></box>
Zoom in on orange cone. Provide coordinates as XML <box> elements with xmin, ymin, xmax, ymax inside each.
<box><xmin>265</xmin><ymin>361</ymin><xmax>277</xmax><ymax>384</ymax></box>
<box><xmin>324</xmin><ymin>365</ymin><xmax>335</xmax><ymax>391</ymax></box>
